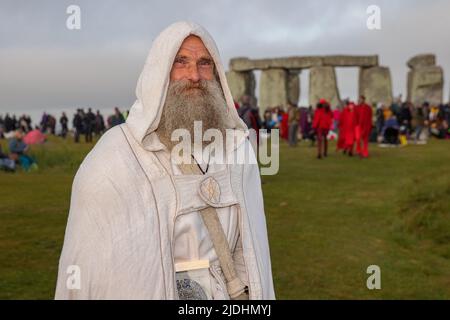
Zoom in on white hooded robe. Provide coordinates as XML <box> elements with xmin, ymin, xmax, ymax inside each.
<box><xmin>55</xmin><ymin>21</ymin><xmax>275</xmax><ymax>300</ymax></box>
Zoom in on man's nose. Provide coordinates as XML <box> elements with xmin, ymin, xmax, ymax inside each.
<box><xmin>187</xmin><ymin>64</ymin><xmax>200</xmax><ymax>82</ymax></box>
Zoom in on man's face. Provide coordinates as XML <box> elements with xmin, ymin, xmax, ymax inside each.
<box><xmin>170</xmin><ymin>36</ymin><xmax>214</xmax><ymax>82</ymax></box>
<box><xmin>241</xmin><ymin>95</ymin><xmax>251</xmax><ymax>106</ymax></box>
<box><xmin>158</xmin><ymin>36</ymin><xmax>228</xmax><ymax>150</ymax></box>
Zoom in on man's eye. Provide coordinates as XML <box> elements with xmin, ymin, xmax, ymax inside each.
<box><xmin>175</xmin><ymin>59</ymin><xmax>187</xmax><ymax>65</ymax></box>
<box><xmin>199</xmin><ymin>60</ymin><xmax>213</xmax><ymax>66</ymax></box>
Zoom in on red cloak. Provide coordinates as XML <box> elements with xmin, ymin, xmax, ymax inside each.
<box><xmin>313</xmin><ymin>108</ymin><xmax>333</xmax><ymax>130</ymax></box>
<box><xmin>337</xmin><ymin>105</ymin><xmax>357</xmax><ymax>150</ymax></box>
<box><xmin>355</xmin><ymin>103</ymin><xmax>373</xmax><ymax>157</ymax></box>
<box><xmin>355</xmin><ymin>103</ymin><xmax>373</xmax><ymax>138</ymax></box>
<box><xmin>280</xmin><ymin>112</ymin><xmax>289</xmax><ymax>140</ymax></box>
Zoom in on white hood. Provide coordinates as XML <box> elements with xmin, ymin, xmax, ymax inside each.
<box><xmin>126</xmin><ymin>21</ymin><xmax>248</xmax><ymax>151</ymax></box>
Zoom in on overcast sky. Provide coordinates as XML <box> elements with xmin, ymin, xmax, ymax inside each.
<box><xmin>1</xmin><ymin>0</ymin><xmax>449</xmax><ymax>117</ymax></box>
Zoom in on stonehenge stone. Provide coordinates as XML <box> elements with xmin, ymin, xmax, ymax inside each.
<box><xmin>287</xmin><ymin>70</ymin><xmax>300</xmax><ymax>105</ymax></box>
<box><xmin>230</xmin><ymin>56</ymin><xmax>322</xmax><ymax>71</ymax></box>
<box><xmin>309</xmin><ymin>66</ymin><xmax>341</xmax><ymax>107</ymax></box>
<box><xmin>259</xmin><ymin>68</ymin><xmax>289</xmax><ymax>112</ymax></box>
<box><xmin>322</xmin><ymin>55</ymin><xmax>378</xmax><ymax>67</ymax></box>
<box><xmin>407</xmin><ymin>66</ymin><xmax>443</xmax><ymax>106</ymax></box>
<box><xmin>229</xmin><ymin>55</ymin><xmax>378</xmax><ymax>72</ymax></box>
<box><xmin>270</xmin><ymin>57</ymin><xmax>322</xmax><ymax>70</ymax></box>
<box><xmin>407</xmin><ymin>54</ymin><xmax>436</xmax><ymax>69</ymax></box>
<box><xmin>359</xmin><ymin>66</ymin><xmax>393</xmax><ymax>106</ymax></box>
<box><xmin>225</xmin><ymin>70</ymin><xmax>255</xmax><ymax>102</ymax></box>
<box><xmin>229</xmin><ymin>57</ymin><xmax>270</xmax><ymax>71</ymax></box>
<box><xmin>227</xmin><ymin>53</ymin><xmax>445</xmax><ymax>111</ymax></box>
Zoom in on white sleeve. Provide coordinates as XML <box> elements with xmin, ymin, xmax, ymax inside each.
<box><xmin>242</xmin><ymin>140</ymin><xmax>276</xmax><ymax>299</ymax></box>
<box><xmin>54</xmin><ymin>170</ymin><xmax>116</xmax><ymax>300</ymax></box>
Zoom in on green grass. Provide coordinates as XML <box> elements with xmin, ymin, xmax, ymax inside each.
<box><xmin>0</xmin><ymin>135</ymin><xmax>449</xmax><ymax>299</ymax></box>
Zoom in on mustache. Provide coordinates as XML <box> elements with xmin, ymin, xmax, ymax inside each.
<box><xmin>169</xmin><ymin>79</ymin><xmax>209</xmax><ymax>96</ymax></box>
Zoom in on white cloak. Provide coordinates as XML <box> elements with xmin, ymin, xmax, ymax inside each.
<box><xmin>55</xmin><ymin>21</ymin><xmax>275</xmax><ymax>300</ymax></box>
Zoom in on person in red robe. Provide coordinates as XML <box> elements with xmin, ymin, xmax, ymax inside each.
<box><xmin>279</xmin><ymin>108</ymin><xmax>289</xmax><ymax>140</ymax></box>
<box><xmin>355</xmin><ymin>95</ymin><xmax>373</xmax><ymax>158</ymax></box>
<box><xmin>312</xmin><ymin>99</ymin><xmax>333</xmax><ymax>159</ymax></box>
<box><xmin>337</xmin><ymin>102</ymin><xmax>358</xmax><ymax>156</ymax></box>
<box><xmin>336</xmin><ymin>105</ymin><xmax>346</xmax><ymax>151</ymax></box>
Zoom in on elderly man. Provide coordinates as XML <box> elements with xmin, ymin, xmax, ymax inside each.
<box><xmin>55</xmin><ymin>21</ymin><xmax>274</xmax><ymax>300</ymax></box>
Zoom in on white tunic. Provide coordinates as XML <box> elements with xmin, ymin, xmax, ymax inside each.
<box><xmin>171</xmin><ymin>148</ymin><xmax>240</xmax><ymax>299</ymax></box>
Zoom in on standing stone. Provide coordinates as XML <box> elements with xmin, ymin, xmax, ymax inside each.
<box><xmin>309</xmin><ymin>66</ymin><xmax>340</xmax><ymax>107</ymax></box>
<box><xmin>225</xmin><ymin>70</ymin><xmax>255</xmax><ymax>103</ymax></box>
<box><xmin>407</xmin><ymin>54</ymin><xmax>436</xmax><ymax>69</ymax></box>
<box><xmin>407</xmin><ymin>66</ymin><xmax>443</xmax><ymax>106</ymax></box>
<box><xmin>259</xmin><ymin>68</ymin><xmax>289</xmax><ymax>113</ymax></box>
<box><xmin>359</xmin><ymin>66</ymin><xmax>393</xmax><ymax>106</ymax></box>
<box><xmin>287</xmin><ymin>70</ymin><xmax>300</xmax><ymax>105</ymax></box>
<box><xmin>406</xmin><ymin>54</ymin><xmax>443</xmax><ymax>106</ymax></box>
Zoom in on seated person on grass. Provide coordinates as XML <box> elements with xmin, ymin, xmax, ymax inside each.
<box><xmin>0</xmin><ymin>144</ymin><xmax>16</xmax><ymax>171</ymax></box>
<box><xmin>8</xmin><ymin>130</ymin><xmax>38</xmax><ymax>171</ymax></box>
<box><xmin>381</xmin><ymin>110</ymin><xmax>400</xmax><ymax>146</ymax></box>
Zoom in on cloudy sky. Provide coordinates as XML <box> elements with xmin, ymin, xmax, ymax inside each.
<box><xmin>1</xmin><ymin>0</ymin><xmax>449</xmax><ymax>117</ymax></box>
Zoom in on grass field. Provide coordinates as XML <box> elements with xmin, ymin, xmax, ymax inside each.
<box><xmin>0</xmin><ymin>135</ymin><xmax>449</xmax><ymax>299</ymax></box>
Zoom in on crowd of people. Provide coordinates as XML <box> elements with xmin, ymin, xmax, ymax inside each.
<box><xmin>0</xmin><ymin>107</ymin><xmax>129</xmax><ymax>172</ymax></box>
<box><xmin>233</xmin><ymin>94</ymin><xmax>450</xmax><ymax>160</ymax></box>
<box><xmin>0</xmin><ymin>107</ymin><xmax>130</xmax><ymax>141</ymax></box>
<box><xmin>0</xmin><ymin>114</ymin><xmax>33</xmax><ymax>133</ymax></box>
<box><xmin>1</xmin><ymin>96</ymin><xmax>449</xmax><ymax>171</ymax></box>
